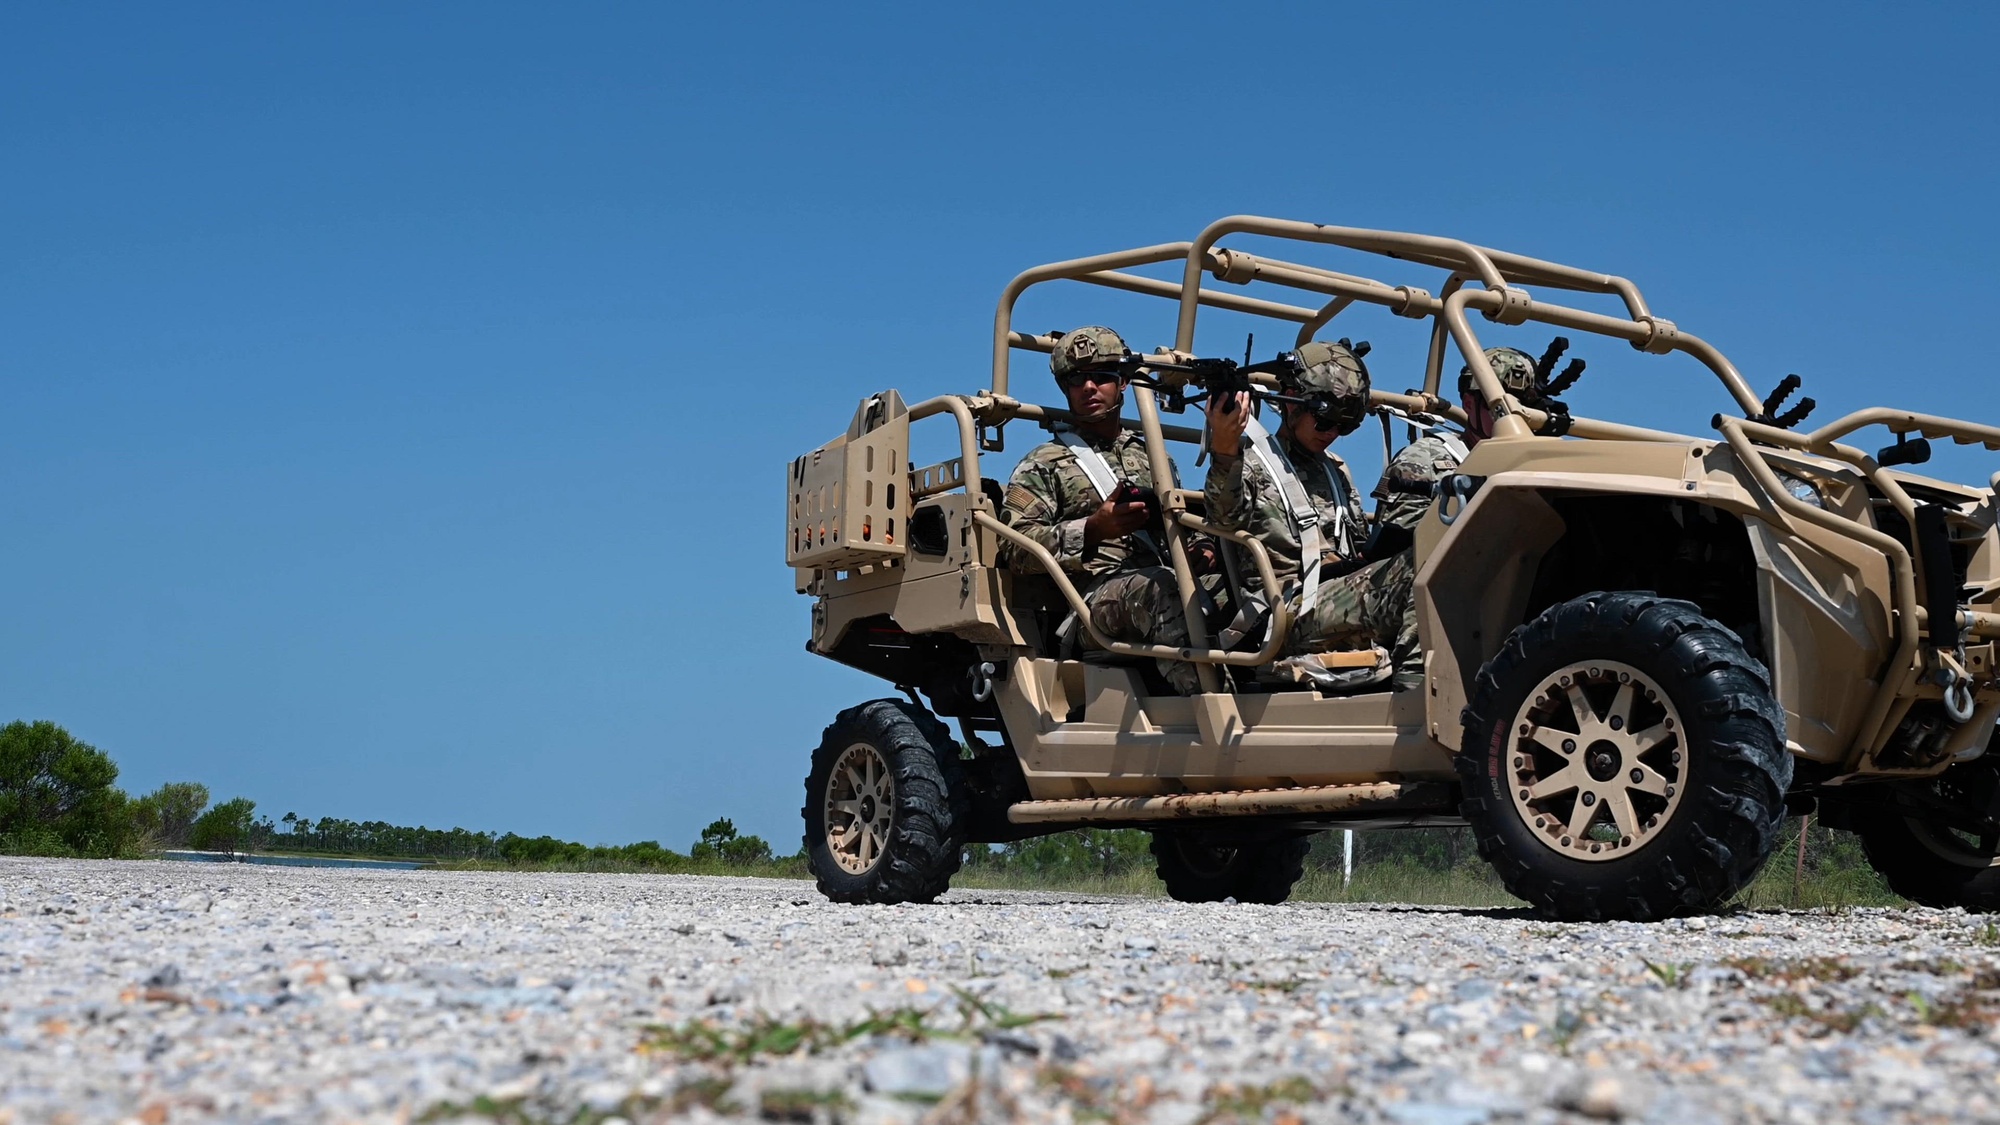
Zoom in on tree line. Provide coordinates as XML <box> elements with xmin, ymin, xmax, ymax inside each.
<box><xmin>0</xmin><ymin>719</ymin><xmax>779</xmax><ymax>867</ymax></box>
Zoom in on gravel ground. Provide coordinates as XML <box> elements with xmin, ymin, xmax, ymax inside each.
<box><xmin>4</xmin><ymin>858</ymin><xmax>2000</xmax><ymax>1124</ymax></box>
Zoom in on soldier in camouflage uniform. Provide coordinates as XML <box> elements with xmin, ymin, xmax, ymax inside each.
<box><xmin>1204</xmin><ymin>341</ymin><xmax>1422</xmax><ymax>690</ymax></box>
<box><xmin>999</xmin><ymin>326</ymin><xmax>1217</xmax><ymax>695</ymax></box>
<box><xmin>1371</xmin><ymin>345</ymin><xmax>1570</xmax><ymax>531</ymax></box>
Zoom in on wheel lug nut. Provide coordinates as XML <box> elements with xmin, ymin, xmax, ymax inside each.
<box><xmin>1519</xmin><ymin>789</ymin><xmax>1530</xmax><ymax>800</ymax></box>
<box><xmin>1582</xmin><ymin>792</ymin><xmax>1596</xmax><ymax>806</ymax></box>
<box><xmin>1560</xmin><ymin>836</ymin><xmax>1572</xmax><ymax>847</ymax></box>
<box><xmin>1630</xmin><ymin>768</ymin><xmax>1644</xmax><ymax>783</ymax></box>
<box><xmin>1610</xmin><ymin>716</ymin><xmax>1624</xmax><ymax>731</ymax></box>
<box><xmin>1665</xmin><ymin>786</ymin><xmax>1675</xmax><ymax>798</ymax></box>
<box><xmin>1563</xmin><ymin>739</ymin><xmax>1577</xmax><ymax>753</ymax></box>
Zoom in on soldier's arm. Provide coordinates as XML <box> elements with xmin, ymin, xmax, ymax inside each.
<box><xmin>1371</xmin><ymin>444</ymin><xmax>1450</xmax><ymax>532</ymax></box>
<box><xmin>1001</xmin><ymin>459</ymin><xmax>1093</xmax><ymax>574</ymax></box>
<box><xmin>1201</xmin><ymin>451</ymin><xmax>1253</xmax><ymax>535</ymax></box>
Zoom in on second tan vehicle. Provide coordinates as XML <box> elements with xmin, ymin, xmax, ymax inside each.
<box><xmin>788</xmin><ymin>216</ymin><xmax>2000</xmax><ymax>921</ymax></box>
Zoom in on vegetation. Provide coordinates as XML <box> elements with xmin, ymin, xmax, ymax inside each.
<box><xmin>189</xmin><ymin>797</ymin><xmax>258</xmax><ymax>853</ymax></box>
<box><xmin>131</xmin><ymin>781</ymin><xmax>209</xmax><ymax>848</ymax></box>
<box><xmin>0</xmin><ymin>720</ymin><xmax>141</xmax><ymax>857</ymax></box>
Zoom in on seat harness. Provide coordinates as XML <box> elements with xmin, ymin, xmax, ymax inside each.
<box><xmin>1243</xmin><ymin>416</ymin><xmax>1353</xmax><ymax>617</ymax></box>
<box><xmin>1053</xmin><ymin>429</ymin><xmax>1160</xmax><ymax>561</ymax></box>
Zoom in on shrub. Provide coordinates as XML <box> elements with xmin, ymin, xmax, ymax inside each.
<box><xmin>189</xmin><ymin>797</ymin><xmax>257</xmax><ymax>853</ymax></box>
<box><xmin>0</xmin><ymin>720</ymin><xmax>136</xmax><ymax>858</ymax></box>
<box><xmin>691</xmin><ymin>818</ymin><xmax>774</xmax><ymax>866</ymax></box>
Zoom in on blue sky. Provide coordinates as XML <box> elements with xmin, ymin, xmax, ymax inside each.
<box><xmin>4</xmin><ymin>3</ymin><xmax>1995</xmax><ymax>850</ymax></box>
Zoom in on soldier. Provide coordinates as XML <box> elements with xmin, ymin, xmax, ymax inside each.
<box><xmin>1000</xmin><ymin>326</ymin><xmax>1217</xmax><ymax>695</ymax></box>
<box><xmin>1372</xmin><ymin>343</ymin><xmax>1576</xmax><ymax>531</ymax></box>
<box><xmin>1203</xmin><ymin>341</ymin><xmax>1422</xmax><ymax>690</ymax></box>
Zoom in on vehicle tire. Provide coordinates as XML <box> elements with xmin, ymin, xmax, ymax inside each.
<box><xmin>803</xmin><ymin>699</ymin><xmax>968</xmax><ymax>905</ymax></box>
<box><xmin>1458</xmin><ymin>591</ymin><xmax>1791</xmax><ymax>921</ymax></box>
<box><xmin>1150</xmin><ymin>830</ymin><xmax>1311</xmax><ymax>904</ymax></box>
<box><xmin>1854</xmin><ymin>753</ymin><xmax>2000</xmax><ymax>910</ymax></box>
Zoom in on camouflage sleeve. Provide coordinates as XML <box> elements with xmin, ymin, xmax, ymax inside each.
<box><xmin>1001</xmin><ymin>457</ymin><xmax>1091</xmax><ymax>574</ymax></box>
<box><xmin>1201</xmin><ymin>451</ymin><xmax>1252</xmax><ymax>535</ymax></box>
<box><xmin>1372</xmin><ymin>441</ymin><xmax>1458</xmax><ymax>532</ymax></box>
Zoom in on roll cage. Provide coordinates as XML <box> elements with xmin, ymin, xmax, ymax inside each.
<box><xmin>836</xmin><ymin>215</ymin><xmax>2000</xmax><ymax>714</ymax></box>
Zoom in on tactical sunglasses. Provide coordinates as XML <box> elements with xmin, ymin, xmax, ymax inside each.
<box><xmin>1058</xmin><ymin>368</ymin><xmax>1125</xmax><ymax>389</ymax></box>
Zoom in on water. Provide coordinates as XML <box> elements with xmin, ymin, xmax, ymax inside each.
<box><xmin>158</xmin><ymin>850</ymin><xmax>430</xmax><ymax>871</ymax></box>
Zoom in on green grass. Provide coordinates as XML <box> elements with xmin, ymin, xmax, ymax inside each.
<box><xmin>1291</xmin><ymin>861</ymin><xmax>1525</xmax><ymax>908</ymax></box>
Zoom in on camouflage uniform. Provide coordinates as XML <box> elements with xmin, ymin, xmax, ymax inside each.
<box><xmin>1371</xmin><ymin>345</ymin><xmax>1548</xmax><ymax>530</ymax></box>
<box><xmin>1373</xmin><ymin>432</ymin><xmax>1464</xmax><ymax>531</ymax></box>
<box><xmin>1203</xmin><ymin>341</ymin><xmax>1423</xmax><ymax>689</ymax></box>
<box><xmin>1001</xmin><ymin>326</ymin><xmax>1206</xmax><ymax>694</ymax></box>
<box><xmin>1203</xmin><ymin>428</ymin><xmax>1368</xmax><ymax>586</ymax></box>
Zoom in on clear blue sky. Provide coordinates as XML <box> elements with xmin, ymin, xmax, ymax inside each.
<box><xmin>4</xmin><ymin>3</ymin><xmax>1995</xmax><ymax>850</ymax></box>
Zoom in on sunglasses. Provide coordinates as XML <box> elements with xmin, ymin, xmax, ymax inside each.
<box><xmin>1058</xmin><ymin>369</ymin><xmax>1125</xmax><ymax>389</ymax></box>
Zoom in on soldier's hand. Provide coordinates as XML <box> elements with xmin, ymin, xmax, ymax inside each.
<box><xmin>1083</xmin><ymin>497</ymin><xmax>1152</xmax><ymax>547</ymax></box>
<box><xmin>1205</xmin><ymin>392</ymin><xmax>1250</xmax><ymax>456</ymax></box>
<box><xmin>1188</xmin><ymin>539</ymin><xmax>1221</xmax><ymax>575</ymax></box>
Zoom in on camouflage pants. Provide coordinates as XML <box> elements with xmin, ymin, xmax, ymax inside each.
<box><xmin>1285</xmin><ymin>549</ymin><xmax>1421</xmax><ymax>689</ymax></box>
<box><xmin>1085</xmin><ymin>566</ymin><xmax>1207</xmax><ymax>696</ymax></box>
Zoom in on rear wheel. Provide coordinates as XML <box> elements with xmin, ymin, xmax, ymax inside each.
<box><xmin>1458</xmin><ymin>592</ymin><xmax>1791</xmax><ymax>921</ymax></box>
<box><xmin>803</xmin><ymin>700</ymin><xmax>967</xmax><ymax>904</ymax></box>
<box><xmin>1150</xmin><ymin>830</ymin><xmax>1311</xmax><ymax>904</ymax></box>
<box><xmin>1855</xmin><ymin>753</ymin><xmax>2000</xmax><ymax>910</ymax></box>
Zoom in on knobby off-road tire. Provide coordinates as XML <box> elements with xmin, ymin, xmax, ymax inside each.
<box><xmin>1458</xmin><ymin>592</ymin><xmax>1791</xmax><ymax>921</ymax></box>
<box><xmin>803</xmin><ymin>699</ymin><xmax>968</xmax><ymax>905</ymax></box>
<box><xmin>1150</xmin><ymin>830</ymin><xmax>1312</xmax><ymax>905</ymax></box>
<box><xmin>1855</xmin><ymin>751</ymin><xmax>2000</xmax><ymax>910</ymax></box>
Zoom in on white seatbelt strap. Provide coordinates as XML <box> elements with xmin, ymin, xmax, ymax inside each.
<box><xmin>1055</xmin><ymin>430</ymin><xmax>1159</xmax><ymax>560</ymax></box>
<box><xmin>1245</xmin><ymin>417</ymin><xmax>1333</xmax><ymax>616</ymax></box>
<box><xmin>1054</xmin><ymin>431</ymin><xmax>1118</xmax><ymax>500</ymax></box>
<box><xmin>1317</xmin><ymin>455</ymin><xmax>1357</xmax><ymax>559</ymax></box>
<box><xmin>1380</xmin><ymin>406</ymin><xmax>1470</xmax><ymax>462</ymax></box>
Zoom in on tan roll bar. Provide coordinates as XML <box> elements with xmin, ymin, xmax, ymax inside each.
<box><xmin>952</xmin><ymin>215</ymin><xmax>1994</xmax><ymax>714</ymax></box>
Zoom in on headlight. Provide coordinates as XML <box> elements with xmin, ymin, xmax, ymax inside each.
<box><xmin>1776</xmin><ymin>472</ymin><xmax>1824</xmax><ymax>509</ymax></box>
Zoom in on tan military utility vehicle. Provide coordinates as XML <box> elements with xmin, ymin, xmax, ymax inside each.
<box><xmin>788</xmin><ymin>216</ymin><xmax>2000</xmax><ymax>921</ymax></box>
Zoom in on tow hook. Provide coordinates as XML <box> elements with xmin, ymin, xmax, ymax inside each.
<box><xmin>971</xmin><ymin>661</ymin><xmax>1001</xmax><ymax>703</ymax></box>
<box><xmin>1938</xmin><ymin>649</ymin><xmax>1978</xmax><ymax>726</ymax></box>
<box><xmin>1437</xmin><ymin>475</ymin><xmax>1484</xmax><ymax>526</ymax></box>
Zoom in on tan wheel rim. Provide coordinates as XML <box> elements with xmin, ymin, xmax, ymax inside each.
<box><xmin>1506</xmin><ymin>661</ymin><xmax>1686</xmax><ymax>862</ymax></box>
<box><xmin>824</xmin><ymin>742</ymin><xmax>894</xmax><ymax>875</ymax></box>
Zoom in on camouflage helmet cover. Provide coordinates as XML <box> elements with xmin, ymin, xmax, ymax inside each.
<box><xmin>1049</xmin><ymin>326</ymin><xmax>1131</xmax><ymax>378</ymax></box>
<box><xmin>1459</xmin><ymin>346</ymin><xmax>1546</xmax><ymax>404</ymax></box>
<box><xmin>1287</xmin><ymin>340</ymin><xmax>1371</xmax><ymax>434</ymax></box>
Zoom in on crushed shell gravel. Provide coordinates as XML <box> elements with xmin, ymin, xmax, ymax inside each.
<box><xmin>3</xmin><ymin>857</ymin><xmax>1999</xmax><ymax>1123</ymax></box>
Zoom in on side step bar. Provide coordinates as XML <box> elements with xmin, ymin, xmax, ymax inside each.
<box><xmin>1007</xmin><ymin>782</ymin><xmax>1406</xmax><ymax>825</ymax></box>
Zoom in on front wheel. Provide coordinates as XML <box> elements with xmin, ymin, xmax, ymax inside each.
<box><xmin>1458</xmin><ymin>592</ymin><xmax>1791</xmax><ymax>921</ymax></box>
<box><xmin>1150</xmin><ymin>830</ymin><xmax>1311</xmax><ymax>904</ymax></box>
<box><xmin>803</xmin><ymin>699</ymin><xmax>967</xmax><ymax>904</ymax></box>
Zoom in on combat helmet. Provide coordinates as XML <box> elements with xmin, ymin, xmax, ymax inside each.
<box><xmin>1459</xmin><ymin>346</ymin><xmax>1546</xmax><ymax>405</ymax></box>
<box><xmin>1050</xmin><ymin>326</ymin><xmax>1131</xmax><ymax>380</ymax></box>
<box><xmin>1286</xmin><ymin>338</ymin><xmax>1372</xmax><ymax>434</ymax></box>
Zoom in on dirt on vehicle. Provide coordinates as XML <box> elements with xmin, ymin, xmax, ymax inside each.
<box><xmin>787</xmin><ymin>216</ymin><xmax>2000</xmax><ymax>921</ymax></box>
